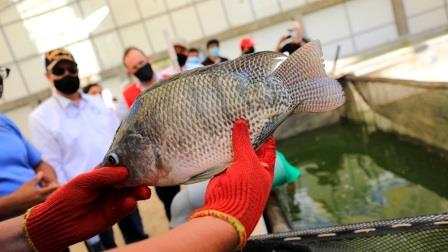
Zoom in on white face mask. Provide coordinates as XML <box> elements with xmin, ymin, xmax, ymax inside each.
<box><xmin>210</xmin><ymin>47</ymin><xmax>220</xmax><ymax>57</ymax></box>
<box><xmin>187</xmin><ymin>57</ymin><xmax>200</xmax><ymax>65</ymax></box>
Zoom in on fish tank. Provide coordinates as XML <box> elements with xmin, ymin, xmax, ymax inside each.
<box><xmin>275</xmin><ymin>121</ymin><xmax>448</xmax><ymax>230</ymax></box>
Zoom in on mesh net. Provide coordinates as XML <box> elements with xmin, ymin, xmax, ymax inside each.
<box><xmin>342</xmin><ymin>75</ymin><xmax>448</xmax><ymax>156</ymax></box>
<box><xmin>245</xmin><ymin>214</ymin><xmax>448</xmax><ymax>252</ymax></box>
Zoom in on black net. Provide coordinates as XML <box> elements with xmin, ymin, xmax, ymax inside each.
<box><xmin>245</xmin><ymin>214</ymin><xmax>448</xmax><ymax>252</ymax></box>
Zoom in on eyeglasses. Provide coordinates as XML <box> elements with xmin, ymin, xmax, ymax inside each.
<box><xmin>51</xmin><ymin>65</ymin><xmax>78</xmax><ymax>76</ymax></box>
<box><xmin>0</xmin><ymin>67</ymin><xmax>10</xmax><ymax>79</ymax></box>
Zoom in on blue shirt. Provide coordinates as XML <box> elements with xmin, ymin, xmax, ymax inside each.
<box><xmin>0</xmin><ymin>114</ymin><xmax>41</xmax><ymax>196</ymax></box>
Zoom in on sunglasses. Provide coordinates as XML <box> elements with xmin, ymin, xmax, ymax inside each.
<box><xmin>0</xmin><ymin>67</ymin><xmax>11</xmax><ymax>79</ymax></box>
<box><xmin>51</xmin><ymin>65</ymin><xmax>78</xmax><ymax>76</ymax></box>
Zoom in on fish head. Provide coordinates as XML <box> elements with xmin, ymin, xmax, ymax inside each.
<box><xmin>101</xmin><ymin>132</ymin><xmax>159</xmax><ymax>187</ymax></box>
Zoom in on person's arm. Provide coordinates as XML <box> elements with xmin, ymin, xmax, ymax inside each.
<box><xmin>0</xmin><ymin>216</ymin><xmax>29</xmax><ymax>252</ymax></box>
<box><xmin>22</xmin><ymin>124</ymin><xmax>59</xmax><ymax>187</ymax></box>
<box><xmin>0</xmin><ymin>172</ymin><xmax>59</xmax><ymax>216</ymax></box>
<box><xmin>34</xmin><ymin>161</ymin><xmax>58</xmax><ymax>187</ymax></box>
<box><xmin>116</xmin><ymin>216</ymin><xmax>237</xmax><ymax>252</ymax></box>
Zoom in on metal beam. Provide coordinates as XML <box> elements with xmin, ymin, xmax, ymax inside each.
<box><xmin>391</xmin><ymin>0</ymin><xmax>409</xmax><ymax>36</ymax></box>
<box><xmin>0</xmin><ymin>88</ymin><xmax>51</xmax><ymax>113</ymax></box>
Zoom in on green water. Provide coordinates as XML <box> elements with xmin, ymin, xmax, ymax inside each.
<box><xmin>276</xmin><ymin>122</ymin><xmax>448</xmax><ymax>230</ymax></box>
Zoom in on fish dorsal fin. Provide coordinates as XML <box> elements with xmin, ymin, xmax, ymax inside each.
<box><xmin>184</xmin><ymin>164</ymin><xmax>229</xmax><ymax>184</ymax></box>
<box><xmin>272</xmin><ymin>40</ymin><xmax>326</xmax><ymax>85</ymax></box>
<box><xmin>217</xmin><ymin>51</ymin><xmax>286</xmax><ymax>81</ymax></box>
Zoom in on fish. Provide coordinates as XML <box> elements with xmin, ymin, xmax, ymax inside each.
<box><xmin>101</xmin><ymin>40</ymin><xmax>345</xmax><ymax>187</ymax></box>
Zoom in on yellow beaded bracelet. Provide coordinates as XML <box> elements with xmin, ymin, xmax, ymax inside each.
<box><xmin>190</xmin><ymin>209</ymin><xmax>246</xmax><ymax>250</ymax></box>
<box><xmin>23</xmin><ymin>208</ymin><xmax>38</xmax><ymax>252</ymax></box>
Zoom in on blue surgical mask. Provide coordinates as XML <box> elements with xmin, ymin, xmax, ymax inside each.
<box><xmin>210</xmin><ymin>47</ymin><xmax>220</xmax><ymax>57</ymax></box>
<box><xmin>187</xmin><ymin>57</ymin><xmax>200</xmax><ymax>65</ymax></box>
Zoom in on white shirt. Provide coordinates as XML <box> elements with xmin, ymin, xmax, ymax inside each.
<box><xmin>29</xmin><ymin>93</ymin><xmax>119</xmax><ymax>183</ymax></box>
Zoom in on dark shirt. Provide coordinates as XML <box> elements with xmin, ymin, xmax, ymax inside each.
<box><xmin>202</xmin><ymin>56</ymin><xmax>228</xmax><ymax>66</ymax></box>
<box><xmin>280</xmin><ymin>37</ymin><xmax>311</xmax><ymax>55</ymax></box>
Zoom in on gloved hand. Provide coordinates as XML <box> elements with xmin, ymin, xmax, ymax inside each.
<box><xmin>190</xmin><ymin>119</ymin><xmax>276</xmax><ymax>249</ymax></box>
<box><xmin>23</xmin><ymin>167</ymin><xmax>151</xmax><ymax>252</ymax></box>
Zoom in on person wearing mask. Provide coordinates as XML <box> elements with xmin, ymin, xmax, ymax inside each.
<box><xmin>160</xmin><ymin>39</ymin><xmax>202</xmax><ymax>79</ymax></box>
<box><xmin>82</xmin><ymin>83</ymin><xmax>102</xmax><ymax>96</ymax></box>
<box><xmin>0</xmin><ymin>119</ymin><xmax>276</xmax><ymax>252</ymax></box>
<box><xmin>202</xmin><ymin>39</ymin><xmax>228</xmax><ymax>66</ymax></box>
<box><xmin>275</xmin><ymin>22</ymin><xmax>310</xmax><ymax>55</ymax></box>
<box><xmin>116</xmin><ymin>47</ymin><xmax>159</xmax><ymax>120</ymax></box>
<box><xmin>186</xmin><ymin>48</ymin><xmax>202</xmax><ymax>66</ymax></box>
<box><xmin>28</xmin><ymin>49</ymin><xmax>147</xmax><ymax>250</ymax></box>
<box><xmin>240</xmin><ymin>37</ymin><xmax>256</xmax><ymax>55</ymax></box>
<box><xmin>120</xmin><ymin>46</ymin><xmax>181</xmax><ymax>227</ymax></box>
<box><xmin>0</xmin><ymin>66</ymin><xmax>59</xmax><ymax>221</ymax></box>
<box><xmin>117</xmin><ymin>46</ymin><xmax>160</xmax><ymax>120</ymax></box>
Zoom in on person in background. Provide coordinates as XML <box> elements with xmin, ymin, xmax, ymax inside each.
<box><xmin>0</xmin><ymin>119</ymin><xmax>276</xmax><ymax>252</ymax></box>
<box><xmin>116</xmin><ymin>47</ymin><xmax>159</xmax><ymax>120</ymax></box>
<box><xmin>240</xmin><ymin>37</ymin><xmax>256</xmax><ymax>55</ymax></box>
<box><xmin>82</xmin><ymin>83</ymin><xmax>102</xmax><ymax>96</ymax></box>
<box><xmin>29</xmin><ymin>48</ymin><xmax>147</xmax><ymax>251</ymax></box>
<box><xmin>120</xmin><ymin>46</ymin><xmax>181</xmax><ymax>226</ymax></box>
<box><xmin>275</xmin><ymin>22</ymin><xmax>310</xmax><ymax>55</ymax></box>
<box><xmin>160</xmin><ymin>38</ymin><xmax>202</xmax><ymax>79</ymax></box>
<box><xmin>202</xmin><ymin>39</ymin><xmax>228</xmax><ymax>66</ymax></box>
<box><xmin>0</xmin><ymin>66</ymin><xmax>59</xmax><ymax>221</ymax></box>
<box><xmin>187</xmin><ymin>48</ymin><xmax>202</xmax><ymax>66</ymax></box>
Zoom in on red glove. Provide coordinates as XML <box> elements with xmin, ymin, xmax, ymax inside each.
<box><xmin>190</xmin><ymin>119</ymin><xmax>276</xmax><ymax>249</ymax></box>
<box><xmin>23</xmin><ymin>167</ymin><xmax>151</xmax><ymax>252</ymax></box>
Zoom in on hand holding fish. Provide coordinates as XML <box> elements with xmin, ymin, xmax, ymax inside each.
<box><xmin>190</xmin><ymin>119</ymin><xmax>276</xmax><ymax>249</ymax></box>
<box><xmin>22</xmin><ymin>167</ymin><xmax>151</xmax><ymax>252</ymax></box>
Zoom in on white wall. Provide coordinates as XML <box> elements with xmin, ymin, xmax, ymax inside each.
<box><xmin>403</xmin><ymin>0</ymin><xmax>448</xmax><ymax>34</ymax></box>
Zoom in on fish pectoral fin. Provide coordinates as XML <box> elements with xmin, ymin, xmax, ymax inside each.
<box><xmin>184</xmin><ymin>164</ymin><xmax>228</xmax><ymax>184</ymax></box>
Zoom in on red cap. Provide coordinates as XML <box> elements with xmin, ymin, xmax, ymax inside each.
<box><xmin>240</xmin><ymin>37</ymin><xmax>254</xmax><ymax>49</ymax></box>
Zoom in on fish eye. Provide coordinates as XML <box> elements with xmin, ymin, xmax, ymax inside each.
<box><xmin>108</xmin><ymin>153</ymin><xmax>119</xmax><ymax>165</ymax></box>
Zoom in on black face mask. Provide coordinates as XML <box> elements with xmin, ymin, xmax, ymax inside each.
<box><xmin>176</xmin><ymin>53</ymin><xmax>188</xmax><ymax>67</ymax></box>
<box><xmin>54</xmin><ymin>75</ymin><xmax>80</xmax><ymax>95</ymax></box>
<box><xmin>281</xmin><ymin>43</ymin><xmax>301</xmax><ymax>55</ymax></box>
<box><xmin>0</xmin><ymin>78</ymin><xmax>3</xmax><ymax>99</ymax></box>
<box><xmin>134</xmin><ymin>63</ymin><xmax>154</xmax><ymax>82</ymax></box>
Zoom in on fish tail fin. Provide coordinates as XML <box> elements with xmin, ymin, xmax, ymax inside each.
<box><xmin>271</xmin><ymin>40</ymin><xmax>345</xmax><ymax>112</ymax></box>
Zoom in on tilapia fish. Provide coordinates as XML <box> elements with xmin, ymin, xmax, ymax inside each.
<box><xmin>101</xmin><ymin>40</ymin><xmax>345</xmax><ymax>186</ymax></box>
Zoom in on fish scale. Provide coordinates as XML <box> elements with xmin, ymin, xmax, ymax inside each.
<box><xmin>101</xmin><ymin>41</ymin><xmax>345</xmax><ymax>186</ymax></box>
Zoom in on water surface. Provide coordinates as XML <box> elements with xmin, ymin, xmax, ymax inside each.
<box><xmin>276</xmin><ymin>122</ymin><xmax>448</xmax><ymax>230</ymax></box>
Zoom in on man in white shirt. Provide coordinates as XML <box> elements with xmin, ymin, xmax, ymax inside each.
<box><xmin>29</xmin><ymin>48</ymin><xmax>148</xmax><ymax>250</ymax></box>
